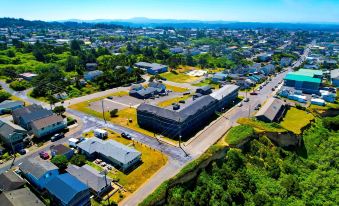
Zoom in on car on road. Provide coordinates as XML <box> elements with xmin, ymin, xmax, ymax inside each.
<box><xmin>51</xmin><ymin>133</ymin><xmax>64</xmax><ymax>142</ymax></box>
<box><xmin>271</xmin><ymin>88</ymin><xmax>275</xmax><ymax>91</ymax></box>
<box><xmin>19</xmin><ymin>149</ymin><xmax>28</xmax><ymax>155</ymax></box>
<box><xmin>254</xmin><ymin>104</ymin><xmax>261</xmax><ymax>110</ymax></box>
<box><xmin>244</xmin><ymin>98</ymin><xmax>250</xmax><ymax>102</ymax></box>
<box><xmin>107</xmin><ymin>96</ymin><xmax>113</xmax><ymax>100</ymax></box>
<box><xmin>39</xmin><ymin>151</ymin><xmax>50</xmax><ymax>160</ymax></box>
<box><xmin>121</xmin><ymin>132</ymin><xmax>132</xmax><ymax>140</ymax></box>
<box><xmin>238</xmin><ymin>102</ymin><xmax>243</xmax><ymax>107</ymax></box>
<box><xmin>250</xmin><ymin>92</ymin><xmax>258</xmax><ymax>95</ymax></box>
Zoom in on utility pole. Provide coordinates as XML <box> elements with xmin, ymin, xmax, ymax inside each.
<box><xmin>9</xmin><ymin>134</ymin><xmax>16</xmax><ymax>169</ymax></box>
<box><xmin>101</xmin><ymin>100</ymin><xmax>106</xmax><ymax>124</ymax></box>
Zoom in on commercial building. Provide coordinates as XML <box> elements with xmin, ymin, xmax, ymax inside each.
<box><xmin>284</xmin><ymin>69</ymin><xmax>323</xmax><ymax>94</ymax></box>
<box><xmin>137</xmin><ymin>85</ymin><xmax>239</xmax><ymax>139</ymax></box>
<box><xmin>134</xmin><ymin>62</ymin><xmax>168</xmax><ymax>75</ymax></box>
<box><xmin>77</xmin><ymin>137</ymin><xmax>142</xmax><ymax>172</ymax></box>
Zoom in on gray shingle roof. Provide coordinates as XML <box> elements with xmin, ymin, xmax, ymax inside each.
<box><xmin>0</xmin><ymin>170</ymin><xmax>26</xmax><ymax>192</ymax></box>
<box><xmin>138</xmin><ymin>95</ymin><xmax>217</xmax><ymax>122</ymax></box>
<box><xmin>0</xmin><ymin>187</ymin><xmax>45</xmax><ymax>206</ymax></box>
<box><xmin>0</xmin><ymin>119</ymin><xmax>26</xmax><ymax>139</ymax></box>
<box><xmin>19</xmin><ymin>157</ymin><xmax>58</xmax><ymax>179</ymax></box>
<box><xmin>331</xmin><ymin>69</ymin><xmax>339</xmax><ymax>79</ymax></box>
<box><xmin>0</xmin><ymin>100</ymin><xmax>24</xmax><ymax>110</ymax></box>
<box><xmin>255</xmin><ymin>97</ymin><xmax>285</xmax><ymax>122</ymax></box>
<box><xmin>30</xmin><ymin>114</ymin><xmax>64</xmax><ymax>130</ymax></box>
<box><xmin>77</xmin><ymin>137</ymin><xmax>141</xmax><ymax>165</ymax></box>
<box><xmin>66</xmin><ymin>164</ymin><xmax>112</xmax><ymax>193</ymax></box>
<box><xmin>210</xmin><ymin>85</ymin><xmax>239</xmax><ymax>100</ymax></box>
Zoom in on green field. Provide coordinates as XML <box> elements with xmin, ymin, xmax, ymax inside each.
<box><xmin>160</xmin><ymin>72</ymin><xmax>199</xmax><ymax>83</ymax></box>
<box><xmin>280</xmin><ymin>107</ymin><xmax>314</xmax><ymax>134</ymax></box>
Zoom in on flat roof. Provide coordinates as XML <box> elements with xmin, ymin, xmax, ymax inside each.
<box><xmin>295</xmin><ymin>69</ymin><xmax>323</xmax><ymax>77</ymax></box>
<box><xmin>284</xmin><ymin>73</ymin><xmax>321</xmax><ymax>84</ymax></box>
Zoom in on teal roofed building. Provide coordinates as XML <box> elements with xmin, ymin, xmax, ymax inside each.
<box><xmin>284</xmin><ymin>69</ymin><xmax>322</xmax><ymax>94</ymax></box>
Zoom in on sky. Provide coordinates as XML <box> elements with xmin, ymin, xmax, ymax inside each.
<box><xmin>0</xmin><ymin>0</ymin><xmax>338</xmax><ymax>23</ymax></box>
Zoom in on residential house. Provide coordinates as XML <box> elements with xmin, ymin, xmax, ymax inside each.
<box><xmin>129</xmin><ymin>87</ymin><xmax>158</xmax><ymax>99</ymax></box>
<box><xmin>84</xmin><ymin>70</ymin><xmax>103</xmax><ymax>81</ymax></box>
<box><xmin>261</xmin><ymin>64</ymin><xmax>275</xmax><ymax>75</ymax></box>
<box><xmin>280</xmin><ymin>57</ymin><xmax>293</xmax><ymax>67</ymax></box>
<box><xmin>257</xmin><ymin>54</ymin><xmax>271</xmax><ymax>62</ymax></box>
<box><xmin>66</xmin><ymin>164</ymin><xmax>113</xmax><ymax>198</ymax></box>
<box><xmin>19</xmin><ymin>157</ymin><xmax>59</xmax><ymax>190</ymax></box>
<box><xmin>0</xmin><ymin>170</ymin><xmax>26</xmax><ymax>192</ymax></box>
<box><xmin>255</xmin><ymin>97</ymin><xmax>286</xmax><ymax>123</ymax></box>
<box><xmin>330</xmin><ymin>69</ymin><xmax>339</xmax><ymax>87</ymax></box>
<box><xmin>18</xmin><ymin>73</ymin><xmax>38</xmax><ymax>81</ymax></box>
<box><xmin>0</xmin><ymin>100</ymin><xmax>24</xmax><ymax>114</ymax></box>
<box><xmin>0</xmin><ymin>119</ymin><xmax>27</xmax><ymax>151</ymax></box>
<box><xmin>148</xmin><ymin>81</ymin><xmax>166</xmax><ymax>93</ymax></box>
<box><xmin>0</xmin><ymin>187</ymin><xmax>45</xmax><ymax>206</ymax></box>
<box><xmin>77</xmin><ymin>137</ymin><xmax>141</xmax><ymax>172</ymax></box>
<box><xmin>212</xmin><ymin>72</ymin><xmax>228</xmax><ymax>83</ymax></box>
<box><xmin>50</xmin><ymin>144</ymin><xmax>74</xmax><ymax>159</ymax></box>
<box><xmin>30</xmin><ymin>114</ymin><xmax>66</xmax><ymax>138</ymax></box>
<box><xmin>45</xmin><ymin>173</ymin><xmax>91</xmax><ymax>206</ymax></box>
<box><xmin>85</xmin><ymin>63</ymin><xmax>98</xmax><ymax>71</ymax></box>
<box><xmin>12</xmin><ymin>104</ymin><xmax>53</xmax><ymax>130</ymax></box>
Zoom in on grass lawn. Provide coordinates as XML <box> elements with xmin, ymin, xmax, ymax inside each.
<box><xmin>237</xmin><ymin>117</ymin><xmax>287</xmax><ymax>133</ymax></box>
<box><xmin>193</xmin><ymin>78</ymin><xmax>220</xmax><ymax>89</ymax></box>
<box><xmin>85</xmin><ymin>129</ymin><xmax>167</xmax><ymax>203</ymax></box>
<box><xmin>224</xmin><ymin>125</ymin><xmax>254</xmax><ymax>145</ymax></box>
<box><xmin>160</xmin><ymin>72</ymin><xmax>199</xmax><ymax>83</ymax></box>
<box><xmin>280</xmin><ymin>107</ymin><xmax>314</xmax><ymax>134</ymax></box>
<box><xmin>164</xmin><ymin>84</ymin><xmax>189</xmax><ymax>93</ymax></box>
<box><xmin>157</xmin><ymin>95</ymin><xmax>192</xmax><ymax>108</ymax></box>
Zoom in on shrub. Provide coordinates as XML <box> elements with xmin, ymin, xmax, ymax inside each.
<box><xmin>225</xmin><ymin>125</ymin><xmax>255</xmax><ymax>145</ymax></box>
<box><xmin>0</xmin><ymin>90</ymin><xmax>11</xmax><ymax>102</ymax></box>
<box><xmin>9</xmin><ymin>80</ymin><xmax>30</xmax><ymax>91</ymax></box>
<box><xmin>110</xmin><ymin>109</ymin><xmax>119</xmax><ymax>117</ymax></box>
<box><xmin>70</xmin><ymin>154</ymin><xmax>86</xmax><ymax>166</ymax></box>
<box><xmin>51</xmin><ymin>155</ymin><xmax>68</xmax><ymax>170</ymax></box>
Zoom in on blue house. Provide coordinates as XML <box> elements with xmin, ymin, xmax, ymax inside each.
<box><xmin>84</xmin><ymin>70</ymin><xmax>103</xmax><ymax>81</ymax></box>
<box><xmin>19</xmin><ymin>157</ymin><xmax>59</xmax><ymax>190</ymax></box>
<box><xmin>0</xmin><ymin>100</ymin><xmax>24</xmax><ymax>114</ymax></box>
<box><xmin>212</xmin><ymin>73</ymin><xmax>228</xmax><ymax>83</ymax></box>
<box><xmin>45</xmin><ymin>174</ymin><xmax>91</xmax><ymax>206</ymax></box>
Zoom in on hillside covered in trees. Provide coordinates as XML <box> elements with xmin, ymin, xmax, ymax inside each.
<box><xmin>163</xmin><ymin>116</ymin><xmax>338</xmax><ymax>206</ymax></box>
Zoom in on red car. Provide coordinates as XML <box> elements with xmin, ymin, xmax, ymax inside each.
<box><xmin>39</xmin><ymin>151</ymin><xmax>50</xmax><ymax>160</ymax></box>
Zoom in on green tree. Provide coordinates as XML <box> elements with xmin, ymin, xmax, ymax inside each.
<box><xmin>53</xmin><ymin>105</ymin><xmax>66</xmax><ymax>116</ymax></box>
<box><xmin>110</xmin><ymin>109</ymin><xmax>119</xmax><ymax>117</ymax></box>
<box><xmin>70</xmin><ymin>154</ymin><xmax>87</xmax><ymax>166</ymax></box>
<box><xmin>51</xmin><ymin>155</ymin><xmax>68</xmax><ymax>170</ymax></box>
<box><xmin>0</xmin><ymin>90</ymin><xmax>11</xmax><ymax>102</ymax></box>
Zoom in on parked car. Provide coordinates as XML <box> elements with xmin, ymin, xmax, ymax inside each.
<box><xmin>19</xmin><ymin>149</ymin><xmax>28</xmax><ymax>155</ymax></box>
<box><xmin>244</xmin><ymin>98</ymin><xmax>250</xmax><ymax>102</ymax></box>
<box><xmin>121</xmin><ymin>132</ymin><xmax>132</xmax><ymax>140</ymax></box>
<box><xmin>179</xmin><ymin>100</ymin><xmax>185</xmax><ymax>104</ymax></box>
<box><xmin>238</xmin><ymin>102</ymin><xmax>243</xmax><ymax>107</ymax></box>
<box><xmin>254</xmin><ymin>104</ymin><xmax>261</xmax><ymax>110</ymax></box>
<box><xmin>107</xmin><ymin>96</ymin><xmax>113</xmax><ymax>100</ymax></box>
<box><xmin>39</xmin><ymin>151</ymin><xmax>50</xmax><ymax>160</ymax></box>
<box><xmin>51</xmin><ymin>133</ymin><xmax>64</xmax><ymax>142</ymax></box>
<box><xmin>271</xmin><ymin>88</ymin><xmax>275</xmax><ymax>91</ymax></box>
<box><xmin>250</xmin><ymin>92</ymin><xmax>258</xmax><ymax>95</ymax></box>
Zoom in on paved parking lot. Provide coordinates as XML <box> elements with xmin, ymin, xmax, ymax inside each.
<box><xmin>89</xmin><ymin>92</ymin><xmax>184</xmax><ymax>112</ymax></box>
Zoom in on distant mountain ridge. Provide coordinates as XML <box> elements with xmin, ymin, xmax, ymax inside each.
<box><xmin>0</xmin><ymin>17</ymin><xmax>339</xmax><ymax>30</ymax></box>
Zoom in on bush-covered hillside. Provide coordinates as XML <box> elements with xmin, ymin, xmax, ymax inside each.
<box><xmin>165</xmin><ymin>118</ymin><xmax>339</xmax><ymax>206</ymax></box>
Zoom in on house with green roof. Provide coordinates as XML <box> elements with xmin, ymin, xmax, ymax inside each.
<box><xmin>284</xmin><ymin>69</ymin><xmax>322</xmax><ymax>94</ymax></box>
